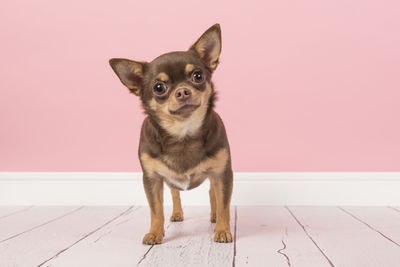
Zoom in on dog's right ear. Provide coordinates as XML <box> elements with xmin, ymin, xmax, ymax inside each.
<box><xmin>109</xmin><ymin>58</ymin><xmax>146</xmax><ymax>96</ymax></box>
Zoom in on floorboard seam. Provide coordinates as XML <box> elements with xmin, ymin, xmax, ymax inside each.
<box><xmin>387</xmin><ymin>206</ymin><xmax>400</xmax><ymax>213</ymax></box>
<box><xmin>0</xmin><ymin>206</ymin><xmax>34</xmax><ymax>220</ymax></box>
<box><xmin>285</xmin><ymin>206</ymin><xmax>335</xmax><ymax>267</ymax></box>
<box><xmin>37</xmin><ymin>206</ymin><xmax>134</xmax><ymax>266</ymax></box>
<box><xmin>232</xmin><ymin>205</ymin><xmax>237</xmax><ymax>267</ymax></box>
<box><xmin>0</xmin><ymin>206</ymin><xmax>84</xmax><ymax>243</ymax></box>
<box><xmin>137</xmin><ymin>245</ymin><xmax>154</xmax><ymax>266</ymax></box>
<box><xmin>137</xmin><ymin>206</ymin><xmax>186</xmax><ymax>266</ymax></box>
<box><xmin>338</xmin><ymin>207</ymin><xmax>400</xmax><ymax>247</ymax></box>
<box><xmin>93</xmin><ymin>206</ymin><xmax>140</xmax><ymax>243</ymax></box>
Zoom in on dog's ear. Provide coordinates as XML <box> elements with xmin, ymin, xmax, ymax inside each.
<box><xmin>109</xmin><ymin>58</ymin><xmax>146</xmax><ymax>95</ymax></box>
<box><xmin>190</xmin><ymin>24</ymin><xmax>221</xmax><ymax>72</ymax></box>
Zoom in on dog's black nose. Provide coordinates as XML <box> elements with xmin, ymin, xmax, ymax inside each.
<box><xmin>175</xmin><ymin>88</ymin><xmax>192</xmax><ymax>101</ymax></box>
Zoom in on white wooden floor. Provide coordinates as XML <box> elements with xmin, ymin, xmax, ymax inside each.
<box><xmin>0</xmin><ymin>206</ymin><xmax>399</xmax><ymax>267</ymax></box>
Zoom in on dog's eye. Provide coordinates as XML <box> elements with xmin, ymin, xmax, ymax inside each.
<box><xmin>192</xmin><ymin>71</ymin><xmax>204</xmax><ymax>83</ymax></box>
<box><xmin>153</xmin><ymin>82</ymin><xmax>167</xmax><ymax>95</ymax></box>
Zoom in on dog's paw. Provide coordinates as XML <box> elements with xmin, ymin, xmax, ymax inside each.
<box><xmin>170</xmin><ymin>211</ymin><xmax>184</xmax><ymax>222</ymax></box>
<box><xmin>214</xmin><ymin>230</ymin><xmax>233</xmax><ymax>243</ymax></box>
<box><xmin>210</xmin><ymin>213</ymin><xmax>216</xmax><ymax>223</ymax></box>
<box><xmin>142</xmin><ymin>232</ymin><xmax>163</xmax><ymax>245</ymax></box>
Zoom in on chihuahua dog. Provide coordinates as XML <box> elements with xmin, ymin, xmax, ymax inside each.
<box><xmin>109</xmin><ymin>24</ymin><xmax>233</xmax><ymax>245</ymax></box>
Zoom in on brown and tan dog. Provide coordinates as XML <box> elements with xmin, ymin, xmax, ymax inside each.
<box><xmin>109</xmin><ymin>24</ymin><xmax>233</xmax><ymax>245</ymax></box>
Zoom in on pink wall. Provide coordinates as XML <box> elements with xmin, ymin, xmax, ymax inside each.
<box><xmin>1</xmin><ymin>0</ymin><xmax>399</xmax><ymax>172</ymax></box>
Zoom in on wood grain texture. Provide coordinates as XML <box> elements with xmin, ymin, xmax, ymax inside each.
<box><xmin>289</xmin><ymin>207</ymin><xmax>400</xmax><ymax>267</ymax></box>
<box><xmin>138</xmin><ymin>206</ymin><xmax>234</xmax><ymax>267</ymax></box>
<box><xmin>0</xmin><ymin>206</ymin><xmax>131</xmax><ymax>266</ymax></box>
<box><xmin>0</xmin><ymin>206</ymin><xmax>81</xmax><ymax>242</ymax></box>
<box><xmin>389</xmin><ymin>206</ymin><xmax>400</xmax><ymax>213</ymax></box>
<box><xmin>44</xmin><ymin>206</ymin><xmax>156</xmax><ymax>267</ymax></box>
<box><xmin>235</xmin><ymin>206</ymin><xmax>330</xmax><ymax>267</ymax></box>
<box><xmin>0</xmin><ymin>206</ymin><xmax>32</xmax><ymax>219</ymax></box>
<box><xmin>1</xmin><ymin>206</ymin><xmax>400</xmax><ymax>266</ymax></box>
<box><xmin>341</xmin><ymin>207</ymin><xmax>400</xmax><ymax>246</ymax></box>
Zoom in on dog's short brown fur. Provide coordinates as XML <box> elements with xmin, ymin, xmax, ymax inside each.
<box><xmin>109</xmin><ymin>24</ymin><xmax>233</xmax><ymax>245</ymax></box>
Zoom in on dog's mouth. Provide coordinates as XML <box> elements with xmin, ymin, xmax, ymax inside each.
<box><xmin>169</xmin><ymin>104</ymin><xmax>200</xmax><ymax>117</ymax></box>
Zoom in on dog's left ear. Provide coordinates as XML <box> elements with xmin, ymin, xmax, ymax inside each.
<box><xmin>190</xmin><ymin>24</ymin><xmax>221</xmax><ymax>72</ymax></box>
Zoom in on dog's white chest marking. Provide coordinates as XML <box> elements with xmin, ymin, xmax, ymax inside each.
<box><xmin>158</xmin><ymin>172</ymin><xmax>192</xmax><ymax>190</ymax></box>
<box><xmin>140</xmin><ymin>148</ymin><xmax>229</xmax><ymax>191</ymax></box>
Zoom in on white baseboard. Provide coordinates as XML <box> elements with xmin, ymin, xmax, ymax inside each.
<box><xmin>0</xmin><ymin>172</ymin><xmax>399</xmax><ymax>205</ymax></box>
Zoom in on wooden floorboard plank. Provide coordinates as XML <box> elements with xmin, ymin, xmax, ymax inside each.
<box><xmin>0</xmin><ymin>206</ymin><xmax>33</xmax><ymax>220</ymax></box>
<box><xmin>289</xmin><ymin>206</ymin><xmax>400</xmax><ymax>267</ymax></box>
<box><xmin>2</xmin><ymin>206</ymin><xmax>399</xmax><ymax>266</ymax></box>
<box><xmin>0</xmin><ymin>206</ymin><xmax>131</xmax><ymax>266</ymax></box>
<box><xmin>235</xmin><ymin>206</ymin><xmax>331</xmax><ymax>267</ymax></box>
<box><xmin>341</xmin><ymin>207</ymin><xmax>400</xmax><ymax>246</ymax></box>
<box><xmin>138</xmin><ymin>206</ymin><xmax>234</xmax><ymax>267</ymax></box>
<box><xmin>45</xmin><ymin>206</ymin><xmax>167</xmax><ymax>267</ymax></box>
<box><xmin>0</xmin><ymin>206</ymin><xmax>81</xmax><ymax>242</ymax></box>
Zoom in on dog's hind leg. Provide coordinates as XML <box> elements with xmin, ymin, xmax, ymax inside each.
<box><xmin>209</xmin><ymin>182</ymin><xmax>217</xmax><ymax>223</ymax></box>
<box><xmin>170</xmin><ymin>188</ymin><xmax>184</xmax><ymax>222</ymax></box>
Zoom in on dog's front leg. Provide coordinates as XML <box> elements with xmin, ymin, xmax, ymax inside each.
<box><xmin>211</xmin><ymin>167</ymin><xmax>233</xmax><ymax>243</ymax></box>
<box><xmin>142</xmin><ymin>174</ymin><xmax>164</xmax><ymax>245</ymax></box>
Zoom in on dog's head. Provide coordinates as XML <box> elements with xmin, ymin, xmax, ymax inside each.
<box><xmin>109</xmin><ymin>24</ymin><xmax>221</xmax><ymax>138</ymax></box>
